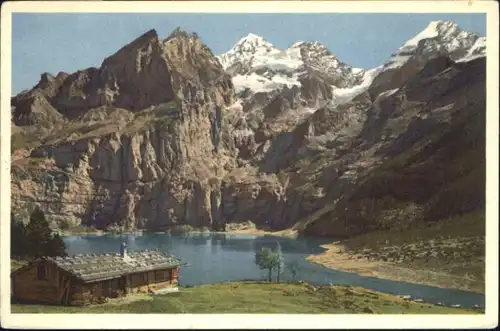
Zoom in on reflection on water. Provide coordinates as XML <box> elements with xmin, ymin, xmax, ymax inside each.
<box><xmin>62</xmin><ymin>232</ymin><xmax>485</xmax><ymax>309</ymax></box>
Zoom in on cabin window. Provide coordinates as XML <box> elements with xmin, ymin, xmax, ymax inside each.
<box><xmin>131</xmin><ymin>273</ymin><xmax>148</xmax><ymax>286</ymax></box>
<box><xmin>37</xmin><ymin>264</ymin><xmax>46</xmax><ymax>280</ymax></box>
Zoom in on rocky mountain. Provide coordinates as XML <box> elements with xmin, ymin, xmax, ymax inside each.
<box><xmin>215</xmin><ymin>33</ymin><xmax>364</xmax><ymax>167</ymax></box>
<box><xmin>11</xmin><ymin>20</ymin><xmax>486</xmax><ymax>242</ymax></box>
<box><xmin>11</xmin><ymin>28</ymin><xmax>237</xmax><ymax>230</ymax></box>
<box><xmin>217</xmin><ymin>33</ymin><xmax>360</xmax><ymax>93</ymax></box>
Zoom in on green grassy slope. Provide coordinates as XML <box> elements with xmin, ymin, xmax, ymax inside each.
<box><xmin>11</xmin><ymin>282</ymin><xmax>482</xmax><ymax>314</ymax></box>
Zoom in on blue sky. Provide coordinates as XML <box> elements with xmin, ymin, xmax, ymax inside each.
<box><xmin>12</xmin><ymin>13</ymin><xmax>486</xmax><ymax>95</ymax></box>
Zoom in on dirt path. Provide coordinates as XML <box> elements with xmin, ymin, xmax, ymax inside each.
<box><xmin>307</xmin><ymin>243</ymin><xmax>484</xmax><ymax>294</ymax></box>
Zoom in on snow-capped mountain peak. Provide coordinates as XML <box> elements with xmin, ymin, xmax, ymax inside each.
<box><xmin>403</xmin><ymin>20</ymin><xmax>458</xmax><ymax>49</ymax></box>
<box><xmin>217</xmin><ymin>33</ymin><xmax>279</xmax><ymax>70</ymax></box>
<box><xmin>233</xmin><ymin>33</ymin><xmax>275</xmax><ymax>52</ymax></box>
<box><xmin>218</xmin><ymin>21</ymin><xmax>485</xmax><ymax>109</ymax></box>
<box><xmin>218</xmin><ymin>34</ymin><xmax>361</xmax><ymax>95</ymax></box>
<box><xmin>290</xmin><ymin>40</ymin><xmax>333</xmax><ymax>58</ymax></box>
<box><xmin>240</xmin><ymin>33</ymin><xmax>267</xmax><ymax>43</ymax></box>
<box><xmin>385</xmin><ymin>20</ymin><xmax>481</xmax><ymax>70</ymax></box>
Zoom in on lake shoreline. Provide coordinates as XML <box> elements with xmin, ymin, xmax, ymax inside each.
<box><xmin>56</xmin><ymin>225</ymin><xmax>299</xmax><ymax>238</ymax></box>
<box><xmin>306</xmin><ymin>242</ymin><xmax>485</xmax><ymax>295</ymax></box>
<box><xmin>54</xmin><ymin>226</ymin><xmax>483</xmax><ymax>295</ymax></box>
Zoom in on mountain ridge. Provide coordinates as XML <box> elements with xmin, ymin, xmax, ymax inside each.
<box><xmin>11</xmin><ymin>20</ymin><xmax>486</xmax><ymax>241</ymax></box>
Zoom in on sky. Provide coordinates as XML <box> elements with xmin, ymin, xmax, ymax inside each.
<box><xmin>11</xmin><ymin>13</ymin><xmax>486</xmax><ymax>95</ymax></box>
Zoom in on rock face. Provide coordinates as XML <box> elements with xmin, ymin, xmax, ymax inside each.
<box><xmin>11</xmin><ymin>28</ymin><xmax>237</xmax><ymax>230</ymax></box>
<box><xmin>11</xmin><ymin>21</ymin><xmax>486</xmax><ymax>239</ymax></box>
<box><xmin>302</xmin><ymin>56</ymin><xmax>486</xmax><ymax>237</ymax></box>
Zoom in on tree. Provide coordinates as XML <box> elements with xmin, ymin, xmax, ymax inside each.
<box><xmin>11</xmin><ymin>213</ymin><xmax>26</xmax><ymax>258</ymax></box>
<box><xmin>25</xmin><ymin>207</ymin><xmax>53</xmax><ymax>257</ymax></box>
<box><xmin>286</xmin><ymin>261</ymin><xmax>299</xmax><ymax>282</ymax></box>
<box><xmin>274</xmin><ymin>242</ymin><xmax>285</xmax><ymax>283</ymax></box>
<box><xmin>255</xmin><ymin>247</ymin><xmax>275</xmax><ymax>282</ymax></box>
<box><xmin>16</xmin><ymin>208</ymin><xmax>68</xmax><ymax>258</ymax></box>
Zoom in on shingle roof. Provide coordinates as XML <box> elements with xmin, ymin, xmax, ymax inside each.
<box><xmin>44</xmin><ymin>250</ymin><xmax>183</xmax><ymax>283</ymax></box>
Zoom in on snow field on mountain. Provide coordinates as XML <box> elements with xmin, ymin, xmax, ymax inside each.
<box><xmin>251</xmin><ymin>47</ymin><xmax>303</xmax><ymax>73</ymax></box>
<box><xmin>220</xmin><ymin>20</ymin><xmax>486</xmax><ymax>110</ymax></box>
<box><xmin>456</xmin><ymin>37</ymin><xmax>486</xmax><ymax>63</ymax></box>
<box><xmin>232</xmin><ymin>72</ymin><xmax>302</xmax><ymax>94</ymax></box>
<box><xmin>330</xmin><ymin>66</ymin><xmax>384</xmax><ymax>106</ymax></box>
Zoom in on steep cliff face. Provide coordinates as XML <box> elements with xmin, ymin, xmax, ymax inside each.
<box><xmin>11</xmin><ymin>22</ymin><xmax>486</xmax><ymax>240</ymax></box>
<box><xmin>11</xmin><ymin>28</ymin><xmax>238</xmax><ymax>230</ymax></box>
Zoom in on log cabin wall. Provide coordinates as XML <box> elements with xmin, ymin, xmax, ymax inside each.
<box><xmin>127</xmin><ymin>267</ymin><xmax>179</xmax><ymax>294</ymax></box>
<box><xmin>12</xmin><ymin>261</ymin><xmax>74</xmax><ymax>305</ymax></box>
<box><xmin>12</xmin><ymin>263</ymin><xmax>181</xmax><ymax>306</ymax></box>
<box><xmin>71</xmin><ymin>278</ymin><xmax>124</xmax><ymax>306</ymax></box>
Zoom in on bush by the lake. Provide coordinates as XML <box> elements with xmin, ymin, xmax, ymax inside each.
<box><xmin>11</xmin><ymin>207</ymin><xmax>67</xmax><ymax>259</ymax></box>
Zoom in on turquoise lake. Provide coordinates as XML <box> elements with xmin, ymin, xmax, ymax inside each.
<box><xmin>62</xmin><ymin>232</ymin><xmax>485</xmax><ymax>309</ymax></box>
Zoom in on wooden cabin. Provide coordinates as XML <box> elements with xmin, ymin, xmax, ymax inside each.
<box><xmin>11</xmin><ymin>243</ymin><xmax>182</xmax><ymax>306</ymax></box>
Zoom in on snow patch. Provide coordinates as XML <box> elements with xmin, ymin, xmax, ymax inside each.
<box><xmin>251</xmin><ymin>47</ymin><xmax>303</xmax><ymax>72</ymax></box>
<box><xmin>232</xmin><ymin>72</ymin><xmax>301</xmax><ymax>93</ymax></box>
<box><xmin>378</xmin><ymin>88</ymin><xmax>399</xmax><ymax>99</ymax></box>
<box><xmin>290</xmin><ymin>41</ymin><xmax>306</xmax><ymax>48</ymax></box>
<box><xmin>456</xmin><ymin>37</ymin><xmax>486</xmax><ymax>62</ymax></box>
<box><xmin>470</xmin><ymin>36</ymin><xmax>486</xmax><ymax>52</ymax></box>
<box><xmin>430</xmin><ymin>103</ymin><xmax>455</xmax><ymax>113</ymax></box>
<box><xmin>302</xmin><ymin>107</ymin><xmax>318</xmax><ymax>114</ymax></box>
<box><xmin>330</xmin><ymin>66</ymin><xmax>383</xmax><ymax>106</ymax></box>
<box><xmin>456</xmin><ymin>53</ymin><xmax>485</xmax><ymax>63</ymax></box>
<box><xmin>351</xmin><ymin>68</ymin><xmax>364</xmax><ymax>74</ymax></box>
